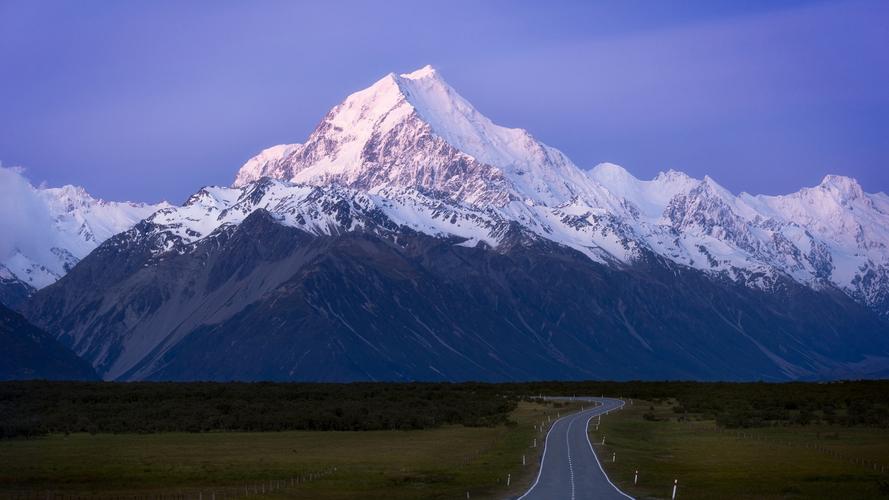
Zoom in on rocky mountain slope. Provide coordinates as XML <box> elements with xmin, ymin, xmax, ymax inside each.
<box><xmin>0</xmin><ymin>303</ymin><xmax>97</xmax><ymax>381</ymax></box>
<box><xmin>24</xmin><ymin>192</ymin><xmax>889</xmax><ymax>381</ymax></box>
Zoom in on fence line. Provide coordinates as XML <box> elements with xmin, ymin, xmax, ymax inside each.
<box><xmin>714</xmin><ymin>427</ymin><xmax>887</xmax><ymax>475</ymax></box>
<box><xmin>0</xmin><ymin>467</ymin><xmax>338</xmax><ymax>500</ymax></box>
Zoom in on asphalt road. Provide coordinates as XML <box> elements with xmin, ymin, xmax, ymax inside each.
<box><xmin>517</xmin><ymin>397</ymin><xmax>633</xmax><ymax>500</ymax></box>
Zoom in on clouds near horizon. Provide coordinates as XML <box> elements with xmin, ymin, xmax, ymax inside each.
<box><xmin>0</xmin><ymin>166</ymin><xmax>57</xmax><ymax>265</ymax></box>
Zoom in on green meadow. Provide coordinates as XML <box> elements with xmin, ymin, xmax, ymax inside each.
<box><xmin>592</xmin><ymin>399</ymin><xmax>889</xmax><ymax>499</ymax></box>
<box><xmin>0</xmin><ymin>401</ymin><xmax>572</xmax><ymax>500</ymax></box>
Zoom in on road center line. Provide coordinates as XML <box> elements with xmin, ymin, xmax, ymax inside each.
<box><xmin>567</xmin><ymin>415</ymin><xmax>576</xmax><ymax>500</ymax></box>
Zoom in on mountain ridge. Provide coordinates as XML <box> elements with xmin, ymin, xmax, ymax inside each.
<box><xmin>0</xmin><ymin>168</ymin><xmax>169</xmax><ymax>307</ymax></box>
<box><xmin>18</xmin><ymin>65</ymin><xmax>889</xmax><ymax>382</ymax></box>
<box><xmin>231</xmin><ymin>65</ymin><xmax>888</xmax><ymax>320</ymax></box>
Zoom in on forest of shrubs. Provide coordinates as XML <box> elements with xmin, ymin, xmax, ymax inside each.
<box><xmin>499</xmin><ymin>380</ymin><xmax>889</xmax><ymax>429</ymax></box>
<box><xmin>0</xmin><ymin>381</ymin><xmax>517</xmax><ymax>438</ymax></box>
<box><xmin>2</xmin><ymin>380</ymin><xmax>888</xmax><ymax>438</ymax></box>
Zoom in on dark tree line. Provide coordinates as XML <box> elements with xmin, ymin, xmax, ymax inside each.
<box><xmin>3</xmin><ymin>380</ymin><xmax>888</xmax><ymax>438</ymax></box>
<box><xmin>0</xmin><ymin>381</ymin><xmax>516</xmax><ymax>438</ymax></box>
<box><xmin>497</xmin><ymin>380</ymin><xmax>889</xmax><ymax>429</ymax></box>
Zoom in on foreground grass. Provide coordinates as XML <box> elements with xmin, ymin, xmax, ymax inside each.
<box><xmin>591</xmin><ymin>399</ymin><xmax>889</xmax><ymax>499</ymax></box>
<box><xmin>0</xmin><ymin>401</ymin><xmax>577</xmax><ymax>499</ymax></box>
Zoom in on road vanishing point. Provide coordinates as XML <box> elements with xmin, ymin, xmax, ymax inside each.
<box><xmin>517</xmin><ymin>397</ymin><xmax>633</xmax><ymax>500</ymax></box>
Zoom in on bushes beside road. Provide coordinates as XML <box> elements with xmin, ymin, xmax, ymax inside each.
<box><xmin>3</xmin><ymin>379</ymin><xmax>888</xmax><ymax>438</ymax></box>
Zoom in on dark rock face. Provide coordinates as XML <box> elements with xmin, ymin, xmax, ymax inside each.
<box><xmin>25</xmin><ymin>211</ymin><xmax>889</xmax><ymax>382</ymax></box>
<box><xmin>0</xmin><ymin>275</ymin><xmax>34</xmax><ymax>310</ymax></box>
<box><xmin>0</xmin><ymin>303</ymin><xmax>97</xmax><ymax>381</ymax></box>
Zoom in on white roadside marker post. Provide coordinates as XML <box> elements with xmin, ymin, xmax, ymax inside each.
<box><xmin>602</xmin><ymin>436</ymin><xmax>605</xmax><ymax>445</ymax></box>
<box><xmin>507</xmin><ymin>474</ymin><xmax>511</xmax><ymax>486</ymax></box>
<box><xmin>672</xmin><ymin>479</ymin><xmax>678</xmax><ymax>499</ymax></box>
<box><xmin>612</xmin><ymin>452</ymin><xmax>616</xmax><ymax>463</ymax></box>
<box><xmin>634</xmin><ymin>470</ymin><xmax>639</xmax><ymax>485</ymax></box>
<box><xmin>523</xmin><ymin>454</ymin><xmax>526</xmax><ymax>466</ymax></box>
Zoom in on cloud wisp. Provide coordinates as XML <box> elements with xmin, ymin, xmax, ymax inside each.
<box><xmin>0</xmin><ymin>165</ymin><xmax>58</xmax><ymax>266</ymax></box>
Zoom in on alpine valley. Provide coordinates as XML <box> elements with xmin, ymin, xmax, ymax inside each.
<box><xmin>15</xmin><ymin>66</ymin><xmax>889</xmax><ymax>382</ymax></box>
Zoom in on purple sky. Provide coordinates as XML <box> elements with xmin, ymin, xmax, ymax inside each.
<box><xmin>1</xmin><ymin>0</ymin><xmax>887</xmax><ymax>203</ymax></box>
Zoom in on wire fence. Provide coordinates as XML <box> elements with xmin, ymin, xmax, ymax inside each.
<box><xmin>0</xmin><ymin>467</ymin><xmax>338</xmax><ymax>500</ymax></box>
<box><xmin>715</xmin><ymin>427</ymin><xmax>888</xmax><ymax>474</ymax></box>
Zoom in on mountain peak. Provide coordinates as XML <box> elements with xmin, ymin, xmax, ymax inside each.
<box><xmin>819</xmin><ymin>174</ymin><xmax>863</xmax><ymax>200</ymax></box>
<box><xmin>400</xmin><ymin>64</ymin><xmax>439</xmax><ymax>80</ymax></box>
<box><xmin>233</xmin><ymin>66</ymin><xmax>591</xmax><ymax>207</ymax></box>
<box><xmin>39</xmin><ymin>184</ymin><xmax>103</xmax><ymax>213</ymax></box>
<box><xmin>654</xmin><ymin>169</ymin><xmax>694</xmax><ymax>183</ymax></box>
<box><xmin>589</xmin><ymin>162</ymin><xmax>634</xmax><ymax>180</ymax></box>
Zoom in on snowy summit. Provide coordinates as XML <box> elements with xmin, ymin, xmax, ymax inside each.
<box><xmin>229</xmin><ymin>66</ymin><xmax>889</xmax><ymax>319</ymax></box>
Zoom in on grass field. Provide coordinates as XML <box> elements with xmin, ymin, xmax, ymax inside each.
<box><xmin>0</xmin><ymin>400</ymin><xmax>578</xmax><ymax>500</ymax></box>
<box><xmin>591</xmin><ymin>399</ymin><xmax>889</xmax><ymax>499</ymax></box>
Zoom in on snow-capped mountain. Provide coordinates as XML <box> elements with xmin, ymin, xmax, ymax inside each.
<box><xmin>26</xmin><ymin>177</ymin><xmax>889</xmax><ymax>382</ymax></box>
<box><xmin>588</xmin><ymin>165</ymin><xmax>889</xmax><ymax>317</ymax></box>
<box><xmin>233</xmin><ymin>65</ymin><xmax>599</xmax><ymax>208</ymax></box>
<box><xmin>22</xmin><ymin>65</ymin><xmax>889</xmax><ymax>382</ymax></box>
<box><xmin>0</xmin><ymin>175</ymin><xmax>168</xmax><ymax>306</ymax></box>
<box><xmin>233</xmin><ymin>65</ymin><xmax>889</xmax><ymax>319</ymax></box>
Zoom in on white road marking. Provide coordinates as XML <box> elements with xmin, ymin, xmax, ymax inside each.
<box><xmin>519</xmin><ymin>398</ymin><xmax>634</xmax><ymax>500</ymax></box>
<box><xmin>585</xmin><ymin>400</ymin><xmax>635</xmax><ymax>499</ymax></box>
<box><xmin>567</xmin><ymin>416</ymin><xmax>576</xmax><ymax>500</ymax></box>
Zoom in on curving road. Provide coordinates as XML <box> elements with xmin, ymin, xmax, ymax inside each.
<box><xmin>518</xmin><ymin>397</ymin><xmax>633</xmax><ymax>500</ymax></box>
